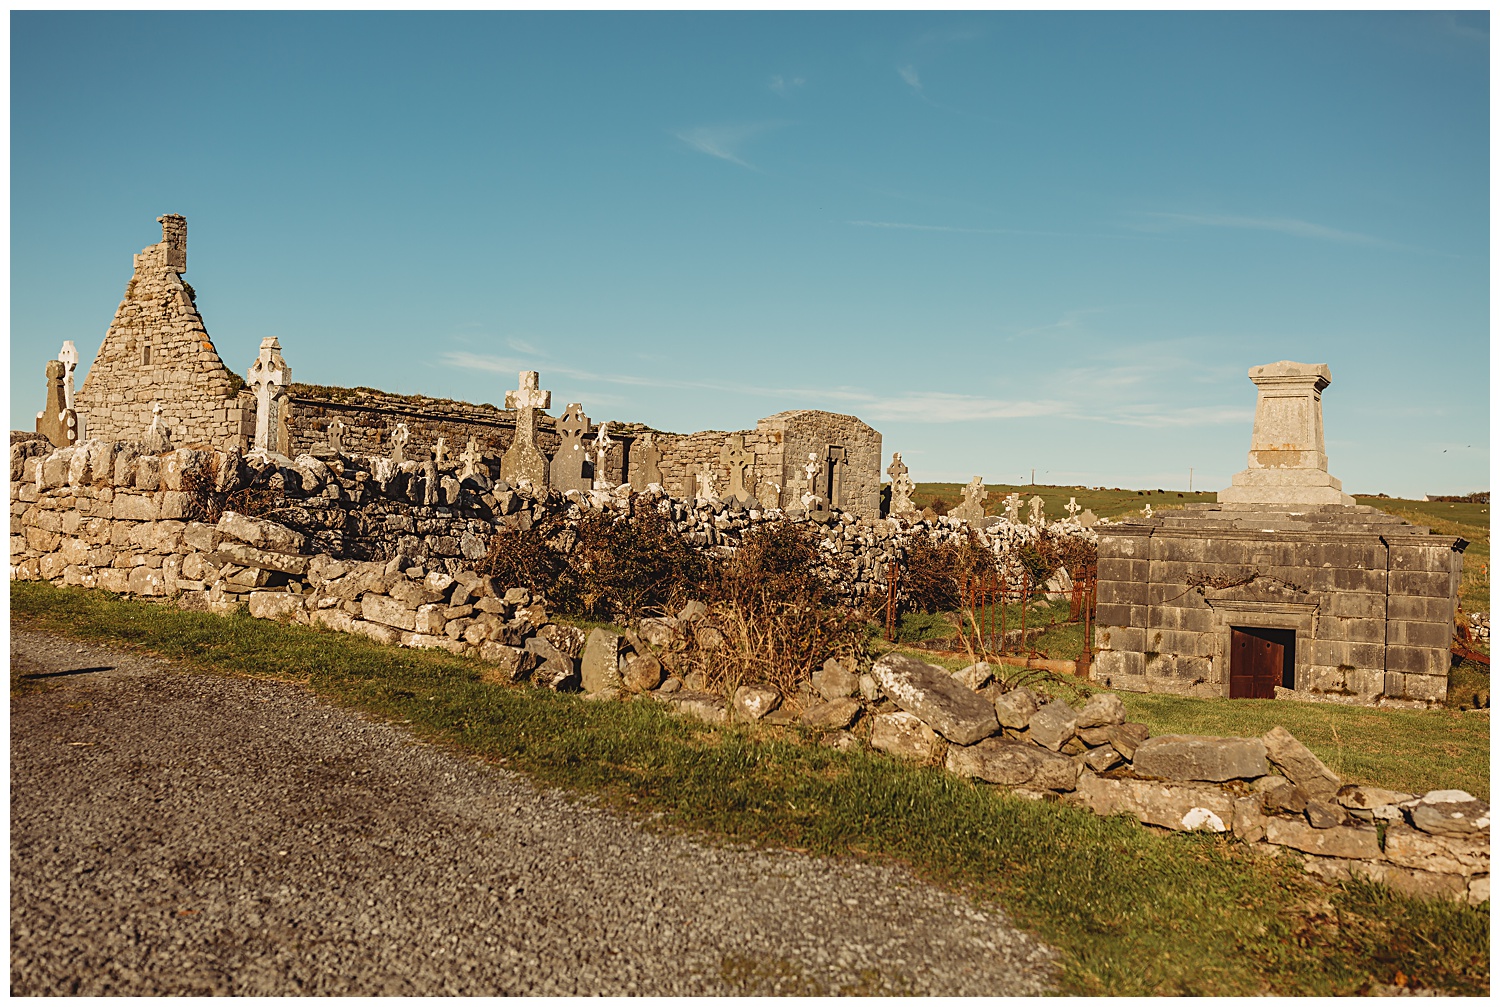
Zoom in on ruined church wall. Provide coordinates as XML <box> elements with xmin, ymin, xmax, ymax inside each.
<box><xmin>654</xmin><ymin>429</ymin><xmax>780</xmax><ymax>505</ymax></box>
<box><xmin>75</xmin><ymin>221</ymin><xmax>248</xmax><ymax>452</ymax></box>
<box><xmin>763</xmin><ymin>411</ymin><xmax>883</xmax><ymax>520</ymax></box>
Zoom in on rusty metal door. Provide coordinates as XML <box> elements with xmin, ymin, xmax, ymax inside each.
<box><xmin>1230</xmin><ymin>627</ymin><xmax>1284</xmax><ymax>699</ymax></box>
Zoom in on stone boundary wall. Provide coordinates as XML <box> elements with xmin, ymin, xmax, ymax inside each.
<box><xmin>9</xmin><ymin>452</ymin><xmax>1486</xmax><ymax>907</ymax></box>
<box><xmin>653</xmin><ymin>429</ymin><xmax>779</xmax><ymax>508</ymax></box>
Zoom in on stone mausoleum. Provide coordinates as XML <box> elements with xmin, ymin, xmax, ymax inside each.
<box><xmin>51</xmin><ymin>215</ymin><xmax>885</xmax><ymax>518</ymax></box>
<box><xmin>1091</xmin><ymin>361</ymin><xmax>1465</xmax><ymax>708</ymax></box>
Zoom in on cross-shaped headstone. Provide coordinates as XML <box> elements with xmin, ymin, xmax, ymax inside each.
<box><xmin>1065</xmin><ymin>497</ymin><xmax>1080</xmax><ymax>520</ymax></box>
<box><xmin>433</xmin><ymin>435</ymin><xmax>447</xmax><ymax>466</ymax></box>
<box><xmin>799</xmin><ymin>452</ymin><xmax>823</xmax><ymax>510</ymax></box>
<box><xmin>57</xmin><ymin>341</ymin><xmax>79</xmax><ymax>410</ymax></box>
<box><xmin>501</xmin><ymin>371</ymin><xmax>552</xmax><ymax>488</ymax></box>
<box><xmin>1143</xmin><ymin>503</ymin><xmax>1153</xmax><ymax>519</ymax></box>
<box><xmin>390</xmin><ymin>422</ymin><xmax>411</xmax><ymax>465</ymax></box>
<box><xmin>952</xmin><ymin>476</ymin><xmax>988</xmax><ymax>523</ymax></box>
<box><xmin>719</xmin><ymin>433</ymin><xmax>754</xmax><ymax>505</ymax></box>
<box><xmin>459</xmin><ymin>437</ymin><xmax>483</xmax><ymax>479</ymax></box>
<box><xmin>826</xmin><ymin>445</ymin><xmax>848</xmax><ymax>509</ymax></box>
<box><xmin>326</xmin><ymin>418</ymin><xmax>347</xmax><ymax>456</ymax></box>
<box><xmin>886</xmin><ymin>452</ymin><xmax>917</xmax><ymax>517</ymax></box>
<box><xmin>550</xmin><ymin>402</ymin><xmax>591</xmax><ymax>493</ymax></box>
<box><xmin>1003</xmin><ymin>492</ymin><xmax>1022</xmax><ymax>525</ymax></box>
<box><xmin>592</xmin><ymin>422</ymin><xmax>616</xmax><ymax>490</ymax></box>
<box><xmin>246</xmin><ymin>337</ymin><xmax>290</xmax><ymax>453</ymax></box>
<box><xmin>1028</xmin><ymin>495</ymin><xmax>1045</xmax><ymax>526</ymax></box>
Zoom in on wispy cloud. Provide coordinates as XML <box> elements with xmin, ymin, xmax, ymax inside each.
<box><xmin>768</xmin><ymin>74</ymin><xmax>805</xmax><ymax>97</ymax></box>
<box><xmin>673</xmin><ymin>122</ymin><xmax>778</xmax><ymax>170</ymax></box>
<box><xmin>848</xmin><ymin>219</ymin><xmax>1146</xmax><ymax>241</ymax></box>
<box><xmin>1130</xmin><ymin>211</ymin><xmax>1397</xmax><ymax>248</ymax></box>
<box><xmin>897</xmin><ymin>64</ymin><xmax>923</xmax><ymax>93</ymax></box>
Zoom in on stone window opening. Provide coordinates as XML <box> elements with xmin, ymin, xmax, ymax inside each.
<box><xmin>141</xmin><ymin>335</ymin><xmax>152</xmax><ymax>366</ymax></box>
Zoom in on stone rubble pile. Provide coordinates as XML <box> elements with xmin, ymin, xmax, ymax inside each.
<box><xmin>11</xmin><ymin>440</ymin><xmax>1093</xmax><ymax>610</ymax></box>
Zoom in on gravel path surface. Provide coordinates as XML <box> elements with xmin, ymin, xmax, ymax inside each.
<box><xmin>10</xmin><ymin>628</ymin><xmax>1057</xmax><ymax>995</ymax></box>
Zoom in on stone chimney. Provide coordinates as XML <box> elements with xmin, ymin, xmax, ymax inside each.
<box><xmin>158</xmin><ymin>214</ymin><xmax>186</xmax><ymax>272</ymax></box>
<box><xmin>1218</xmin><ymin>360</ymin><xmax>1354</xmax><ymax>508</ymax></box>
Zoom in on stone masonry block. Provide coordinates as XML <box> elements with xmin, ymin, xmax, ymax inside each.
<box><xmin>1384</xmin><ymin>645</ymin><xmax>1449</xmax><ymax>678</ymax></box>
<box><xmin>1321</xmin><ymin>591</ymin><xmax>1385</xmax><ymax>620</ymax></box>
<box><xmin>1318</xmin><ymin>617</ymin><xmax>1385</xmax><ymax>645</ymax></box>
<box><xmin>1095</xmin><ymin>626</ymin><xmax>1145</xmax><ymax>654</ymax></box>
<box><xmin>1386</xmin><ymin>596</ymin><xmax>1456</xmax><ymax>624</ymax></box>
<box><xmin>1097</xmin><ymin>580</ymin><xmax>1147</xmax><ymax>607</ymax></box>
<box><xmin>1387</xmin><ymin>620</ymin><xmax>1454</xmax><ymax>650</ymax></box>
<box><xmin>1389</xmin><ymin>570</ymin><xmax>1455</xmax><ymax>598</ymax></box>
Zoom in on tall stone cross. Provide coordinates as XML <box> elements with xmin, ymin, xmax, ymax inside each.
<box><xmin>57</xmin><ymin>341</ymin><xmax>79</xmax><ymax>410</ymax></box>
<box><xmin>952</xmin><ymin>476</ymin><xmax>988</xmax><ymax>524</ymax></box>
<box><xmin>799</xmin><ymin>452</ymin><xmax>823</xmax><ymax>510</ymax></box>
<box><xmin>592</xmin><ymin>422</ymin><xmax>615</xmax><ymax>490</ymax></box>
<box><xmin>501</xmin><ymin>371</ymin><xmax>552</xmax><ymax>489</ymax></box>
<box><xmin>459</xmin><ymin>437</ymin><xmax>482</xmax><ymax>479</ymax></box>
<box><xmin>631</xmin><ymin>432</ymin><xmax>663</xmax><ymax>489</ymax></box>
<box><xmin>825</xmin><ymin>445</ymin><xmax>848</xmax><ymax>509</ymax></box>
<box><xmin>719</xmin><ymin>434</ymin><xmax>754</xmax><ymax>505</ymax></box>
<box><xmin>390</xmin><ymin>422</ymin><xmax>411</xmax><ymax>465</ymax></box>
<box><xmin>35</xmin><ymin>359</ymin><xmax>77</xmax><ymax>449</ymax></box>
<box><xmin>1003</xmin><ymin>492</ymin><xmax>1022</xmax><ymax>525</ymax></box>
<box><xmin>326</xmin><ymin>418</ymin><xmax>347</xmax><ymax>456</ymax></box>
<box><xmin>887</xmin><ymin>452</ymin><xmax>917</xmax><ymax>518</ymax></box>
<box><xmin>433</xmin><ymin>435</ymin><xmax>448</xmax><ymax>466</ymax></box>
<box><xmin>1065</xmin><ymin>497</ymin><xmax>1080</xmax><ymax>520</ymax></box>
<box><xmin>550</xmin><ymin>402</ymin><xmax>591</xmax><ymax>493</ymax></box>
<box><xmin>246</xmin><ymin>336</ymin><xmax>290</xmax><ymax>454</ymax></box>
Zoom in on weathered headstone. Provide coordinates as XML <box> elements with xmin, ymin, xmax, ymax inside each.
<box><xmin>35</xmin><ymin>359</ymin><xmax>78</xmax><ymax>449</ymax></box>
<box><xmin>592</xmin><ymin>421</ymin><xmax>615</xmax><ymax>490</ymax></box>
<box><xmin>799</xmin><ymin>452</ymin><xmax>823</xmax><ymax>511</ymax></box>
<box><xmin>887</xmin><ymin>451</ymin><xmax>918</xmax><ymax>518</ymax></box>
<box><xmin>694</xmin><ymin>465</ymin><xmax>719</xmax><ymax>502</ymax></box>
<box><xmin>57</xmin><ymin>341</ymin><xmax>79</xmax><ymax>410</ymax></box>
<box><xmin>1028</xmin><ymin>495</ymin><xmax>1046</xmax><ymax>526</ymax></box>
<box><xmin>459</xmin><ymin>437</ymin><xmax>482</xmax><ymax>479</ymax></box>
<box><xmin>551</xmin><ymin>402</ymin><xmax>590</xmax><ymax>493</ymax></box>
<box><xmin>501</xmin><ymin>371</ymin><xmax>552</xmax><ymax>489</ymax></box>
<box><xmin>246</xmin><ymin>336</ymin><xmax>290</xmax><ymax>454</ymax></box>
<box><xmin>719</xmin><ymin>433</ymin><xmax>754</xmax><ymax>506</ymax></box>
<box><xmin>390</xmin><ymin>422</ymin><xmax>411</xmax><ymax>466</ymax></box>
<box><xmin>1003</xmin><ymin>492</ymin><xmax>1021</xmax><ymax>525</ymax></box>
<box><xmin>143</xmin><ymin>400</ymin><xmax>172</xmax><ymax>454</ymax></box>
<box><xmin>433</xmin><ymin>435</ymin><xmax>447</xmax><ymax>466</ymax></box>
<box><xmin>1065</xmin><ymin>497</ymin><xmax>1080</xmax><ymax>521</ymax></box>
<box><xmin>631</xmin><ymin>431</ymin><xmax>663</xmax><ymax>488</ymax></box>
<box><xmin>326</xmin><ymin>418</ymin><xmax>346</xmax><ymax>456</ymax></box>
<box><xmin>1078</xmin><ymin>508</ymin><xmax>1098</xmax><ymax>528</ymax></box>
<box><xmin>825</xmin><ymin>445</ymin><xmax>848</xmax><ymax>509</ymax></box>
<box><xmin>951</xmin><ymin>476</ymin><xmax>987</xmax><ymax>524</ymax></box>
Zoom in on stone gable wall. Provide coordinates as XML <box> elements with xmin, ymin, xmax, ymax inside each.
<box><xmin>75</xmin><ymin>217</ymin><xmax>248</xmax><ymax>451</ymax></box>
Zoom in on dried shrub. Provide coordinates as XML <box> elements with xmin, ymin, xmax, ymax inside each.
<box><xmin>900</xmin><ymin>532</ymin><xmax>996</xmax><ymax>614</ymax></box>
<box><xmin>477</xmin><ymin>517</ymin><xmax>567</xmax><ymax>600</ymax></box>
<box><xmin>688</xmin><ymin>523</ymin><xmax>866</xmax><ymax>700</ymax></box>
<box><xmin>551</xmin><ymin>499</ymin><xmax>707</xmax><ymax>620</ymax></box>
<box><xmin>179</xmin><ymin>454</ymin><xmax>223</xmax><ymax>524</ymax></box>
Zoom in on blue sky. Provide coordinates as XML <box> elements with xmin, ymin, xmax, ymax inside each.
<box><xmin>10</xmin><ymin>11</ymin><xmax>1489</xmax><ymax>496</ymax></box>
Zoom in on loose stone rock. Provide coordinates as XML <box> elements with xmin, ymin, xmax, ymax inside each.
<box><xmin>1261</xmin><ymin>725</ymin><xmax>1340</xmax><ymax>798</ymax></box>
<box><xmin>870</xmin><ymin>712</ymin><xmax>940</xmax><ymax>762</ymax></box>
<box><xmin>1025</xmin><ymin>700</ymin><xmax>1077</xmax><ymax>753</ymax></box>
<box><xmin>993</xmin><ymin>687</ymin><xmax>1038</xmax><ymax>730</ymax></box>
<box><xmin>799</xmin><ymin>698</ymin><xmax>862</xmax><ymax>731</ymax></box>
<box><xmin>731</xmin><ymin>685</ymin><xmax>780</xmax><ymax>723</ymax></box>
<box><xmin>870</xmin><ymin>653</ymin><xmax>998</xmax><ymax>746</ymax></box>
<box><xmin>1074</xmin><ymin>692</ymin><xmax>1126</xmax><ymax>729</ymax></box>
<box><xmin>1132</xmin><ymin>735</ymin><xmax>1268</xmax><ymax>782</ymax></box>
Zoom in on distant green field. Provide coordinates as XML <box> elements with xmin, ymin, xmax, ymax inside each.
<box><xmin>911</xmin><ymin>483</ymin><xmax>1489</xmax><ymax>614</ymax></box>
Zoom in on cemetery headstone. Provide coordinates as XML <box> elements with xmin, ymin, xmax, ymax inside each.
<box><xmin>246</xmin><ymin>336</ymin><xmax>290</xmax><ymax>454</ymax></box>
<box><xmin>459</xmin><ymin>437</ymin><xmax>483</xmax><ymax>479</ymax></box>
<box><xmin>35</xmin><ymin>359</ymin><xmax>78</xmax><ymax>449</ymax></box>
<box><xmin>631</xmin><ymin>432</ymin><xmax>663</xmax><ymax>488</ymax></box>
<box><xmin>551</xmin><ymin>402</ymin><xmax>591</xmax><ymax>494</ymax></box>
<box><xmin>501</xmin><ymin>371</ymin><xmax>552</xmax><ymax>489</ymax></box>
<box><xmin>887</xmin><ymin>451</ymin><xmax>918</xmax><ymax>518</ymax></box>
<box><xmin>143</xmin><ymin>401</ymin><xmax>172</xmax><ymax>454</ymax></box>
<box><xmin>1028</xmin><ymin>495</ymin><xmax>1046</xmax><ymax>526</ymax></box>
<box><xmin>390</xmin><ymin>422</ymin><xmax>411</xmax><ymax>466</ymax></box>
<box><xmin>433</xmin><ymin>435</ymin><xmax>448</xmax><ymax>466</ymax></box>
<box><xmin>719</xmin><ymin>433</ymin><xmax>755</xmax><ymax>506</ymax></box>
<box><xmin>1003</xmin><ymin>492</ymin><xmax>1022</xmax><ymax>525</ymax></box>
<box><xmin>592</xmin><ymin>421</ymin><xmax>615</xmax><ymax>490</ymax></box>
<box><xmin>326</xmin><ymin>418</ymin><xmax>346</xmax><ymax>456</ymax></box>
<box><xmin>952</xmin><ymin>476</ymin><xmax>988</xmax><ymax>524</ymax></box>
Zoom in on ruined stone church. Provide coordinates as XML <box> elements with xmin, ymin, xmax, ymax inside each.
<box><xmin>55</xmin><ymin>215</ymin><xmax>885</xmax><ymax>518</ymax></box>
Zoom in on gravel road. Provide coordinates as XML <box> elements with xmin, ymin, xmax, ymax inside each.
<box><xmin>10</xmin><ymin>628</ymin><xmax>1056</xmax><ymax>995</ymax></box>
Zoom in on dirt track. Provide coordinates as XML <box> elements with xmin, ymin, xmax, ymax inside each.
<box><xmin>10</xmin><ymin>628</ymin><xmax>1056</xmax><ymax>995</ymax></box>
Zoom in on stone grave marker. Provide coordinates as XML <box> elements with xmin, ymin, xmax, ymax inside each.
<box><xmin>35</xmin><ymin>359</ymin><xmax>77</xmax><ymax>449</ymax></box>
<box><xmin>143</xmin><ymin>400</ymin><xmax>172</xmax><ymax>454</ymax></box>
<box><xmin>459</xmin><ymin>437</ymin><xmax>483</xmax><ymax>479</ymax></box>
<box><xmin>326</xmin><ymin>418</ymin><xmax>347</xmax><ymax>456</ymax></box>
<box><xmin>952</xmin><ymin>476</ymin><xmax>987</xmax><ymax>524</ymax></box>
<box><xmin>551</xmin><ymin>402</ymin><xmax>591</xmax><ymax>493</ymax></box>
<box><xmin>719</xmin><ymin>433</ymin><xmax>755</xmax><ymax>506</ymax></box>
<box><xmin>592</xmin><ymin>421</ymin><xmax>615</xmax><ymax>490</ymax></box>
<box><xmin>390</xmin><ymin>422</ymin><xmax>411</xmax><ymax>465</ymax></box>
<box><xmin>246</xmin><ymin>336</ymin><xmax>290</xmax><ymax>454</ymax></box>
<box><xmin>887</xmin><ymin>451</ymin><xmax>918</xmax><ymax>518</ymax></box>
<box><xmin>501</xmin><ymin>371</ymin><xmax>552</xmax><ymax>489</ymax></box>
<box><xmin>1003</xmin><ymin>492</ymin><xmax>1022</xmax><ymax>525</ymax></box>
<box><xmin>631</xmin><ymin>431</ymin><xmax>663</xmax><ymax>488</ymax></box>
<box><xmin>433</xmin><ymin>435</ymin><xmax>448</xmax><ymax>466</ymax></box>
<box><xmin>695</xmin><ymin>465</ymin><xmax>719</xmax><ymax>502</ymax></box>
<box><xmin>1065</xmin><ymin>497</ymin><xmax>1080</xmax><ymax>521</ymax></box>
<box><xmin>1028</xmin><ymin>495</ymin><xmax>1046</xmax><ymax>526</ymax></box>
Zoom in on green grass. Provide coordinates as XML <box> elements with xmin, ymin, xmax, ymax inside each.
<box><xmin>11</xmin><ymin>581</ymin><xmax>1489</xmax><ymax>996</ymax></box>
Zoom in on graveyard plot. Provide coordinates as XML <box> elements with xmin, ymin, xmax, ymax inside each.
<box><xmin>11</xmin><ymin>581</ymin><xmax>1489</xmax><ymax>997</ymax></box>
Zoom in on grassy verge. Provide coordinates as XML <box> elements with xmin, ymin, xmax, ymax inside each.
<box><xmin>10</xmin><ymin>582</ymin><xmax>1489</xmax><ymax>996</ymax></box>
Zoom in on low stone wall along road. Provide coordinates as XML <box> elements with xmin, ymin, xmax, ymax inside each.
<box><xmin>10</xmin><ymin>630</ymin><xmax>1056</xmax><ymax>995</ymax></box>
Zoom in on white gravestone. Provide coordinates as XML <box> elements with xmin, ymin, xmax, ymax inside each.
<box><xmin>246</xmin><ymin>337</ymin><xmax>290</xmax><ymax>454</ymax></box>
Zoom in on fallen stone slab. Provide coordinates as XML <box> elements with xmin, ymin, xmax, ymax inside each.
<box><xmin>581</xmin><ymin>628</ymin><xmax>624</xmax><ymax>694</ymax></box>
<box><xmin>1263</xmin><ymin>818</ymin><xmax>1381</xmax><ymax>860</ymax></box>
<box><xmin>870</xmin><ymin>712</ymin><xmax>940</xmax><ymax>762</ymax></box>
<box><xmin>945</xmin><ymin>737</ymin><xmax>1077</xmax><ymax>792</ymax></box>
<box><xmin>993</xmin><ymin>687</ymin><xmax>1038</xmax><ymax>730</ymax></box>
<box><xmin>1132</xmin><ymin>735</ymin><xmax>1268</xmax><ymax>782</ymax></box>
<box><xmin>362</xmin><ymin>594</ymin><xmax>417</xmax><ymax>632</ymax></box>
<box><xmin>661</xmin><ymin>691</ymin><xmax>728</xmax><ymax>726</ymax></box>
<box><xmin>212</xmin><ymin>541</ymin><xmax>310</xmax><ymax>576</ymax></box>
<box><xmin>1026</xmin><ymin>700</ymin><xmax>1077</xmax><ymax>752</ymax></box>
<box><xmin>799</xmin><ymin>698</ymin><xmax>861</xmax><ymax>731</ymax></box>
<box><xmin>871</xmin><ymin>653</ymin><xmax>998</xmax><ymax>746</ymax></box>
<box><xmin>1383</xmin><ymin>822</ymin><xmax>1490</xmax><ymax>876</ymax></box>
<box><xmin>1105</xmin><ymin>722</ymin><xmax>1149</xmax><ymax>760</ymax></box>
<box><xmin>1408</xmin><ymin>793</ymin><xmax>1489</xmax><ymax>837</ymax></box>
<box><xmin>1261</xmin><ymin>726</ymin><xmax>1340</xmax><ymax>798</ymax></box>
<box><xmin>1074</xmin><ymin>774</ymin><xmax>1236</xmax><ymax>833</ymax></box>
<box><xmin>217</xmin><ymin>511</ymin><xmax>305</xmax><ymax>555</ymax></box>
<box><xmin>477</xmin><ymin>642</ymin><xmax>531</xmax><ymax>683</ymax></box>
<box><xmin>247</xmin><ymin>592</ymin><xmax>306</xmax><ymax>623</ymax></box>
<box><xmin>1075</xmin><ymin>692</ymin><xmax>1126</xmax><ymax>729</ymax></box>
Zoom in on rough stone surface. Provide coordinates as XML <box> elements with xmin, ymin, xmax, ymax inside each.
<box><xmin>1132</xmin><ymin>735</ymin><xmax>1268</xmax><ymax>782</ymax></box>
<box><xmin>661</xmin><ymin>691</ymin><xmax>727</xmax><ymax>726</ymax></box>
<box><xmin>1262</xmin><ymin>818</ymin><xmax>1381</xmax><ymax>860</ymax></box>
<box><xmin>869</xmin><ymin>712</ymin><xmax>940</xmax><ymax>762</ymax></box>
<box><xmin>945</xmin><ymin>738</ymin><xmax>1077</xmax><ymax>792</ymax></box>
<box><xmin>1409</xmin><ymin>795</ymin><xmax>1489</xmax><ymax>837</ymax></box>
<box><xmin>811</xmin><ymin>658</ymin><xmax>859</xmax><ymax>702</ymax></box>
<box><xmin>1104</xmin><ymin>722</ymin><xmax>1149</xmax><ymax>760</ymax></box>
<box><xmin>871</xmin><ymin>653</ymin><xmax>998</xmax><ymax>746</ymax></box>
<box><xmin>1074</xmin><ymin>692</ymin><xmax>1126</xmax><ymax>729</ymax></box>
<box><xmin>1074</xmin><ymin>774</ymin><xmax>1236</xmax><ymax>833</ymax></box>
<box><xmin>1303</xmin><ymin>799</ymin><xmax>1345</xmax><ymax>829</ymax></box>
<box><xmin>581</xmin><ymin>629</ymin><xmax>623</xmax><ymax>695</ymax></box>
<box><xmin>1025</xmin><ymin>701</ymin><xmax>1077</xmax><ymax>752</ymax></box>
<box><xmin>1383</xmin><ymin>823</ymin><xmax>1490</xmax><ymax>876</ymax></box>
<box><xmin>247</xmin><ymin>592</ymin><xmax>306</xmax><ymax>623</ymax></box>
<box><xmin>217</xmin><ymin>511</ymin><xmax>306</xmax><ymax>555</ymax></box>
<box><xmin>9</xmin><ymin>630</ymin><xmax>1057</xmax><ymax>996</ymax></box>
<box><xmin>798</xmin><ymin>698</ymin><xmax>862</xmax><ymax>731</ymax></box>
<box><xmin>1261</xmin><ymin>726</ymin><xmax>1341</xmax><ymax>798</ymax></box>
<box><xmin>731</xmin><ymin>686</ymin><xmax>780</xmax><ymax>723</ymax></box>
<box><xmin>992</xmin><ymin>687</ymin><xmax>1038</xmax><ymax>730</ymax></box>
